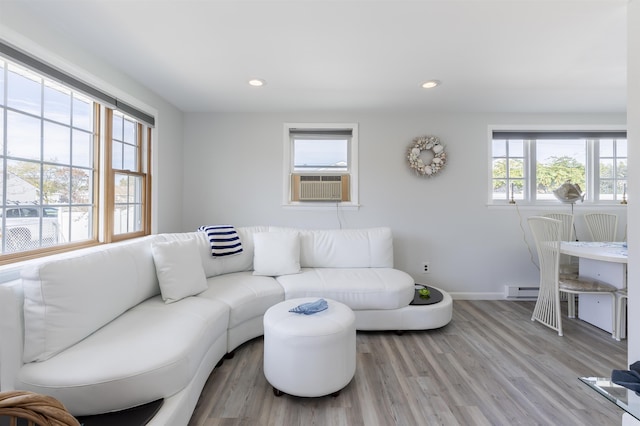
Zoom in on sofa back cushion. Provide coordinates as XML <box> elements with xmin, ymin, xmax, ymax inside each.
<box><xmin>22</xmin><ymin>236</ymin><xmax>160</xmax><ymax>363</ymax></box>
<box><xmin>270</xmin><ymin>227</ymin><xmax>394</xmax><ymax>268</ymax></box>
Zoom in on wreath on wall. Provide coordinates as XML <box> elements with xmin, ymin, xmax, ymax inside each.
<box><xmin>407</xmin><ymin>135</ymin><xmax>446</xmax><ymax>176</ymax></box>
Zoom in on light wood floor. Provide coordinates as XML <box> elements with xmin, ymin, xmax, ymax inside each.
<box><xmin>188</xmin><ymin>300</ymin><xmax>627</xmax><ymax>426</ymax></box>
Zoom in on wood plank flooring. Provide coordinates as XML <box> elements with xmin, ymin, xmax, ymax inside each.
<box><xmin>188</xmin><ymin>300</ymin><xmax>628</xmax><ymax>426</ymax></box>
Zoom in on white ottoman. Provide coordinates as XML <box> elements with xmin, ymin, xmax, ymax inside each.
<box><xmin>263</xmin><ymin>298</ymin><xmax>356</xmax><ymax>397</ymax></box>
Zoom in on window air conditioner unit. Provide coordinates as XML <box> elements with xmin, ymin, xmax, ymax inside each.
<box><xmin>291</xmin><ymin>174</ymin><xmax>350</xmax><ymax>202</ymax></box>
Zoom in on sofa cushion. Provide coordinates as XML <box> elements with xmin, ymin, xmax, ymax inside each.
<box><xmin>252</xmin><ymin>232</ymin><xmax>300</xmax><ymax>276</ymax></box>
<box><xmin>18</xmin><ymin>295</ymin><xmax>229</xmax><ymax>416</ymax></box>
<box><xmin>269</xmin><ymin>227</ymin><xmax>394</xmax><ymax>268</ymax></box>
<box><xmin>276</xmin><ymin>267</ymin><xmax>414</xmax><ymax>310</ymax></box>
<box><xmin>198</xmin><ymin>271</ymin><xmax>285</xmax><ymax>329</ymax></box>
<box><xmin>152</xmin><ymin>238</ymin><xmax>208</xmax><ymax>303</ymax></box>
<box><xmin>21</xmin><ymin>236</ymin><xmax>161</xmax><ymax>363</ymax></box>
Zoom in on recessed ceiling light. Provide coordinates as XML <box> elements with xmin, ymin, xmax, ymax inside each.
<box><xmin>421</xmin><ymin>80</ymin><xmax>441</xmax><ymax>89</ymax></box>
<box><xmin>248</xmin><ymin>79</ymin><xmax>266</xmax><ymax>87</ymax></box>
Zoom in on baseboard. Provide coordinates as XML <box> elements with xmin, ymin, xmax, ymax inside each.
<box><xmin>448</xmin><ymin>292</ymin><xmax>505</xmax><ymax>300</ymax></box>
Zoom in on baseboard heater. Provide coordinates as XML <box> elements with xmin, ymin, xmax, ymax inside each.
<box><xmin>504</xmin><ymin>285</ymin><xmax>539</xmax><ymax>299</ymax></box>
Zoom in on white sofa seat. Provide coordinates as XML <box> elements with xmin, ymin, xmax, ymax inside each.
<box><xmin>199</xmin><ymin>271</ymin><xmax>285</xmax><ymax>351</ymax></box>
<box><xmin>17</xmin><ymin>295</ymin><xmax>229</xmax><ymax>416</ymax></box>
<box><xmin>276</xmin><ymin>267</ymin><xmax>414</xmax><ymax>310</ymax></box>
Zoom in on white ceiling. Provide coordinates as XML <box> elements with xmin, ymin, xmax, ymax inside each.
<box><xmin>7</xmin><ymin>0</ymin><xmax>628</xmax><ymax>114</ymax></box>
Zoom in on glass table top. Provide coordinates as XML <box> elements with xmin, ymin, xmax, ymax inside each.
<box><xmin>580</xmin><ymin>376</ymin><xmax>640</xmax><ymax>421</ymax></box>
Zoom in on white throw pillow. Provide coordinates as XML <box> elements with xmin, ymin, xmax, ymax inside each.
<box><xmin>253</xmin><ymin>232</ymin><xmax>301</xmax><ymax>276</ymax></box>
<box><xmin>152</xmin><ymin>238</ymin><xmax>208</xmax><ymax>303</ymax></box>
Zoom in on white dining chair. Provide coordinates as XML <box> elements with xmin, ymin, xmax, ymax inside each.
<box><xmin>584</xmin><ymin>213</ymin><xmax>618</xmax><ymax>242</ymax></box>
<box><xmin>528</xmin><ymin>216</ymin><xmax>617</xmax><ymax>337</ymax></box>
<box><xmin>543</xmin><ymin>213</ymin><xmax>578</xmax><ymax>278</ymax></box>
<box><xmin>615</xmin><ymin>288</ymin><xmax>628</xmax><ymax>341</ymax></box>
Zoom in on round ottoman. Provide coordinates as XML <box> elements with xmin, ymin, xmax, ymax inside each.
<box><xmin>263</xmin><ymin>298</ymin><xmax>356</xmax><ymax>397</ymax></box>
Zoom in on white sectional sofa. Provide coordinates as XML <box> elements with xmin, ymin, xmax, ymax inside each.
<box><xmin>0</xmin><ymin>226</ymin><xmax>452</xmax><ymax>425</ymax></box>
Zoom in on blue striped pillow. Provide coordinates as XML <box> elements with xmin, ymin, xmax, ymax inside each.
<box><xmin>197</xmin><ymin>225</ymin><xmax>243</xmax><ymax>257</ymax></box>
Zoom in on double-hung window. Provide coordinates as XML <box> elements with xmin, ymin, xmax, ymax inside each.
<box><xmin>106</xmin><ymin>109</ymin><xmax>151</xmax><ymax>240</ymax></box>
<box><xmin>491</xmin><ymin>129</ymin><xmax>627</xmax><ymax>204</ymax></box>
<box><xmin>0</xmin><ymin>44</ymin><xmax>153</xmax><ymax>262</ymax></box>
<box><xmin>284</xmin><ymin>123</ymin><xmax>358</xmax><ymax>207</ymax></box>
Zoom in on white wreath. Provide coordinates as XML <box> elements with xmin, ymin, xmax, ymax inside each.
<box><xmin>407</xmin><ymin>135</ymin><xmax>446</xmax><ymax>176</ymax></box>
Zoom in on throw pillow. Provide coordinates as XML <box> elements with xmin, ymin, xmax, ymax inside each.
<box><xmin>151</xmin><ymin>238</ymin><xmax>208</xmax><ymax>303</ymax></box>
<box><xmin>253</xmin><ymin>232</ymin><xmax>301</xmax><ymax>276</ymax></box>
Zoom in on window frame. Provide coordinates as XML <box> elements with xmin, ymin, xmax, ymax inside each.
<box><xmin>283</xmin><ymin>123</ymin><xmax>359</xmax><ymax>209</ymax></box>
<box><xmin>0</xmin><ymin>52</ymin><xmax>153</xmax><ymax>264</ymax></box>
<box><xmin>104</xmin><ymin>108</ymin><xmax>151</xmax><ymax>243</ymax></box>
<box><xmin>488</xmin><ymin>125</ymin><xmax>627</xmax><ymax>206</ymax></box>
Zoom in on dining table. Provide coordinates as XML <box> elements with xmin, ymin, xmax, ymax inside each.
<box><xmin>559</xmin><ymin>241</ymin><xmax>627</xmax><ymax>335</ymax></box>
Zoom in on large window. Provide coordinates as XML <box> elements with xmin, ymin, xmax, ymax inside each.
<box><xmin>0</xmin><ymin>51</ymin><xmax>152</xmax><ymax>262</ymax></box>
<box><xmin>491</xmin><ymin>130</ymin><xmax>627</xmax><ymax>204</ymax></box>
<box><xmin>283</xmin><ymin>123</ymin><xmax>358</xmax><ymax>206</ymax></box>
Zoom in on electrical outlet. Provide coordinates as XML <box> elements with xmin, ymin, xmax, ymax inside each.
<box><xmin>422</xmin><ymin>262</ymin><xmax>431</xmax><ymax>274</ymax></box>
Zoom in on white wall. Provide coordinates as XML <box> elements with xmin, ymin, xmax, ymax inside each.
<box><xmin>184</xmin><ymin>111</ymin><xmax>626</xmax><ymax>298</ymax></box>
<box><xmin>1</xmin><ymin>2</ymin><xmax>632</xmax><ymax>300</ymax></box>
<box><xmin>0</xmin><ymin>5</ymin><xmax>185</xmax><ymax>233</ymax></box>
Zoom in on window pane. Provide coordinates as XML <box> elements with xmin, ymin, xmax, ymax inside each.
<box><xmin>493</xmin><ymin>178</ymin><xmax>507</xmax><ymax>200</ymax></box>
<box><xmin>112</xmin><ymin>113</ymin><xmax>123</xmax><ymax>141</ymax></box>
<box><xmin>2</xmin><ymin>215</ymin><xmax>41</xmax><ymax>252</ymax></box>
<box><xmin>293</xmin><ymin>138</ymin><xmax>348</xmax><ymax>171</ymax></box>
<box><xmin>509</xmin><ymin>159</ymin><xmax>524</xmax><ymax>177</ymax></box>
<box><xmin>124</xmin><ymin>118</ymin><xmax>136</xmax><ymax>143</ymax></box>
<box><xmin>43</xmin><ymin>121</ymin><xmax>70</xmax><ymax>164</ymax></box>
<box><xmin>112</xmin><ymin>141</ymin><xmax>123</xmax><ymax>169</ymax></box>
<box><xmin>7</xmin><ymin>65</ymin><xmax>41</xmax><ymax>116</ymax></box>
<box><xmin>43</xmin><ymin>164</ymin><xmax>70</xmax><ymax>204</ymax></box>
<box><xmin>492</xmin><ymin>140</ymin><xmax>505</xmax><ymax>157</ymax></box>
<box><xmin>71</xmin><ymin>168</ymin><xmax>92</xmax><ymax>204</ymax></box>
<box><xmin>536</xmin><ymin>139</ymin><xmax>586</xmax><ymax>201</ymax></box>
<box><xmin>511</xmin><ymin>180</ymin><xmax>524</xmax><ymax>200</ymax></box>
<box><xmin>617</xmin><ymin>140</ymin><xmax>627</xmax><ymax>157</ymax></box>
<box><xmin>72</xmin><ymin>129</ymin><xmax>92</xmax><ymax>167</ymax></box>
<box><xmin>72</xmin><ymin>95</ymin><xmax>93</xmax><ymax>131</ymax></box>
<box><xmin>600</xmin><ymin>139</ymin><xmax>614</xmax><ymax>157</ymax></box>
<box><xmin>600</xmin><ymin>180</ymin><xmax>614</xmax><ymax>200</ymax></box>
<box><xmin>7</xmin><ymin>111</ymin><xmax>41</xmax><ymax>160</ymax></box>
<box><xmin>600</xmin><ymin>159</ymin><xmax>614</xmax><ymax>178</ymax></box>
<box><xmin>492</xmin><ymin>159</ymin><xmax>506</xmax><ymax>178</ymax></box>
<box><xmin>6</xmin><ymin>159</ymin><xmax>40</xmax><ymax>205</ymax></box>
<box><xmin>64</xmin><ymin>206</ymin><xmax>93</xmax><ymax>243</ymax></box>
<box><xmin>123</xmin><ymin>144</ymin><xmax>136</xmax><ymax>171</ymax></box>
<box><xmin>44</xmin><ymin>81</ymin><xmax>71</xmax><ymax>125</ymax></box>
<box><xmin>114</xmin><ymin>173</ymin><xmax>129</xmax><ymax>203</ymax></box>
<box><xmin>618</xmin><ymin>181</ymin><xmax>627</xmax><ymax>201</ymax></box>
<box><xmin>508</xmin><ymin>139</ymin><xmax>523</xmax><ymax>157</ymax></box>
<box><xmin>616</xmin><ymin>159</ymin><xmax>627</xmax><ymax>179</ymax></box>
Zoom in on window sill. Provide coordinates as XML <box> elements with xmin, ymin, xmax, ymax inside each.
<box><xmin>282</xmin><ymin>202</ymin><xmax>360</xmax><ymax>211</ymax></box>
<box><xmin>487</xmin><ymin>202</ymin><xmax>629</xmax><ymax>210</ymax></box>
